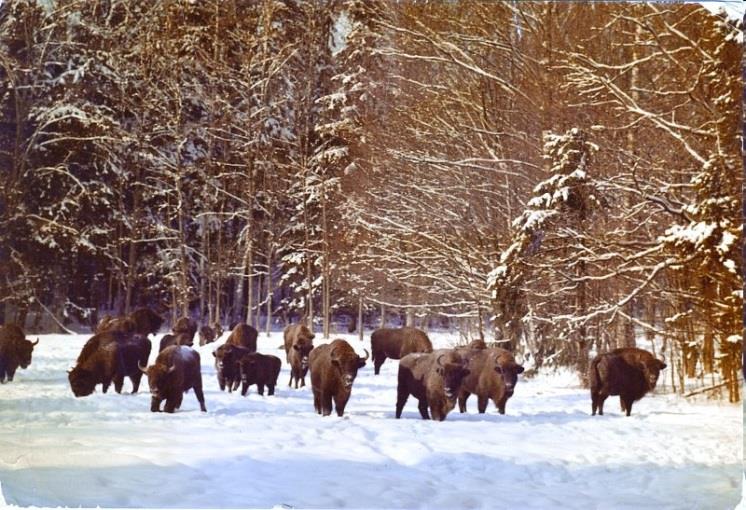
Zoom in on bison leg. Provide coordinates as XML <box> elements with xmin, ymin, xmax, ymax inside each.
<box><xmin>335</xmin><ymin>391</ymin><xmax>350</xmax><ymax>417</ymax></box>
<box><xmin>395</xmin><ymin>387</ymin><xmax>409</xmax><ymax>419</ymax></box>
<box><xmin>288</xmin><ymin>371</ymin><xmax>294</xmax><ymax>388</ymax></box>
<box><xmin>241</xmin><ymin>380</ymin><xmax>249</xmax><ymax>396</ymax></box>
<box><xmin>101</xmin><ymin>376</ymin><xmax>112</xmax><ymax>394</ymax></box>
<box><xmin>6</xmin><ymin>367</ymin><xmax>15</xmax><ymax>382</ymax></box>
<box><xmin>591</xmin><ymin>391</ymin><xmax>599</xmax><ymax>416</ymax></box>
<box><xmin>257</xmin><ymin>383</ymin><xmax>265</xmax><ymax>396</ymax></box>
<box><xmin>151</xmin><ymin>397</ymin><xmax>162</xmax><ymax>412</ymax></box>
<box><xmin>418</xmin><ymin>399</ymin><xmax>430</xmax><ymax>420</ymax></box>
<box><xmin>595</xmin><ymin>392</ymin><xmax>608</xmax><ymax>416</ymax></box>
<box><xmin>268</xmin><ymin>383</ymin><xmax>275</xmax><ymax>396</ymax></box>
<box><xmin>621</xmin><ymin>395</ymin><xmax>633</xmax><ymax>417</ymax></box>
<box><xmin>373</xmin><ymin>355</ymin><xmax>385</xmax><ymax>375</ymax></box>
<box><xmin>194</xmin><ymin>384</ymin><xmax>207</xmax><ymax>412</ymax></box>
<box><xmin>322</xmin><ymin>392</ymin><xmax>333</xmax><ymax>416</ymax></box>
<box><xmin>477</xmin><ymin>395</ymin><xmax>489</xmax><ymax>414</ymax></box>
<box><xmin>313</xmin><ymin>387</ymin><xmax>321</xmax><ymax>414</ymax></box>
<box><xmin>113</xmin><ymin>374</ymin><xmax>124</xmax><ymax>394</ymax></box>
<box><xmin>458</xmin><ymin>392</ymin><xmax>469</xmax><ymax>413</ymax></box>
<box><xmin>231</xmin><ymin>378</ymin><xmax>240</xmax><ymax>392</ymax></box>
<box><xmin>164</xmin><ymin>399</ymin><xmax>177</xmax><ymax>413</ymax></box>
<box><xmin>218</xmin><ymin>373</ymin><xmax>226</xmax><ymax>392</ymax></box>
<box><xmin>495</xmin><ymin>394</ymin><xmax>509</xmax><ymax>415</ymax></box>
<box><xmin>300</xmin><ymin>367</ymin><xmax>308</xmax><ymax>388</ymax></box>
<box><xmin>131</xmin><ymin>372</ymin><xmax>143</xmax><ymax>394</ymax></box>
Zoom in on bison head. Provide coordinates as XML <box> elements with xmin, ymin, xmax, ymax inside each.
<box><xmin>493</xmin><ymin>357</ymin><xmax>524</xmax><ymax>396</ymax></box>
<box><xmin>436</xmin><ymin>354</ymin><xmax>470</xmax><ymax>401</ymax></box>
<box><xmin>299</xmin><ymin>325</ymin><xmax>315</xmax><ymax>343</ymax></box>
<box><xmin>17</xmin><ymin>338</ymin><xmax>39</xmax><ymax>368</ymax></box>
<box><xmin>331</xmin><ymin>347</ymin><xmax>369</xmax><ymax>389</ymax></box>
<box><xmin>642</xmin><ymin>359</ymin><xmax>667</xmax><ymax>390</ymax></box>
<box><xmin>68</xmin><ymin>366</ymin><xmax>97</xmax><ymax>397</ymax></box>
<box><xmin>294</xmin><ymin>342</ymin><xmax>314</xmax><ymax>369</ymax></box>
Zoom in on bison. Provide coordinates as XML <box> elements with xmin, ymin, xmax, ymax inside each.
<box><xmin>371</xmin><ymin>327</ymin><xmax>433</xmax><ymax>375</ymax></box>
<box><xmin>68</xmin><ymin>332</ymin><xmax>149</xmax><ymax>396</ymax></box>
<box><xmin>225</xmin><ymin>323</ymin><xmax>258</xmax><ymax>352</ymax></box>
<box><xmin>158</xmin><ymin>332</ymin><xmax>194</xmax><ymax>352</ymax></box>
<box><xmin>199</xmin><ymin>323</ymin><xmax>223</xmax><ymax>346</ymax></box>
<box><xmin>112</xmin><ymin>335</ymin><xmax>152</xmax><ymax>394</ymax></box>
<box><xmin>0</xmin><ymin>324</ymin><xmax>39</xmax><ymax>383</ymax></box>
<box><xmin>173</xmin><ymin>316</ymin><xmax>198</xmax><ymax>344</ymax></box>
<box><xmin>95</xmin><ymin>308</ymin><xmax>163</xmax><ymax>337</ymax></box>
<box><xmin>396</xmin><ymin>349</ymin><xmax>470</xmax><ymax>421</ymax></box>
<box><xmin>590</xmin><ymin>347</ymin><xmax>667</xmax><ymax>417</ymax></box>
<box><xmin>238</xmin><ymin>352</ymin><xmax>282</xmax><ymax>396</ymax></box>
<box><xmin>283</xmin><ymin>323</ymin><xmax>315</xmax><ymax>388</ymax></box>
<box><xmin>213</xmin><ymin>343</ymin><xmax>253</xmax><ymax>392</ymax></box>
<box><xmin>457</xmin><ymin>347</ymin><xmax>524</xmax><ymax>415</ymax></box>
<box><xmin>308</xmin><ymin>339</ymin><xmax>368</xmax><ymax>417</ymax></box>
<box><xmin>140</xmin><ymin>345</ymin><xmax>206</xmax><ymax>413</ymax></box>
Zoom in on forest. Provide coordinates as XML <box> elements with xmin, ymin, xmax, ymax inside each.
<box><xmin>0</xmin><ymin>1</ymin><xmax>742</xmax><ymax>401</ymax></box>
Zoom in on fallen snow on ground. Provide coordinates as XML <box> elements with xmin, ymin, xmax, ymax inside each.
<box><xmin>0</xmin><ymin>331</ymin><xmax>741</xmax><ymax>509</ymax></box>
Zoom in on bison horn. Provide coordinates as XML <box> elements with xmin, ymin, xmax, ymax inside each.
<box><xmin>360</xmin><ymin>349</ymin><xmax>369</xmax><ymax>361</ymax></box>
<box><xmin>330</xmin><ymin>347</ymin><xmax>339</xmax><ymax>360</ymax></box>
<box><xmin>138</xmin><ymin>361</ymin><xmax>148</xmax><ymax>373</ymax></box>
<box><xmin>436</xmin><ymin>354</ymin><xmax>445</xmax><ymax>367</ymax></box>
<box><xmin>32</xmin><ymin>338</ymin><xmax>39</xmax><ymax>346</ymax></box>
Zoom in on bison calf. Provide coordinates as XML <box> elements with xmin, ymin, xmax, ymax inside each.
<box><xmin>371</xmin><ymin>327</ymin><xmax>433</xmax><ymax>375</ymax></box>
<box><xmin>284</xmin><ymin>323</ymin><xmax>315</xmax><ymax>388</ymax></box>
<box><xmin>0</xmin><ymin>324</ymin><xmax>39</xmax><ymax>383</ymax></box>
<box><xmin>309</xmin><ymin>339</ymin><xmax>368</xmax><ymax>417</ymax></box>
<box><xmin>457</xmin><ymin>347</ymin><xmax>524</xmax><ymax>415</ymax></box>
<box><xmin>396</xmin><ymin>349</ymin><xmax>470</xmax><ymax>421</ymax></box>
<box><xmin>141</xmin><ymin>345</ymin><xmax>206</xmax><ymax>413</ymax></box>
<box><xmin>590</xmin><ymin>347</ymin><xmax>667</xmax><ymax>417</ymax></box>
<box><xmin>239</xmin><ymin>353</ymin><xmax>282</xmax><ymax>396</ymax></box>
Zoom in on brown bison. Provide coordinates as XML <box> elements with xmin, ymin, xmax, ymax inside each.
<box><xmin>199</xmin><ymin>323</ymin><xmax>223</xmax><ymax>346</ymax></box>
<box><xmin>308</xmin><ymin>339</ymin><xmax>368</xmax><ymax>417</ymax></box>
<box><xmin>95</xmin><ymin>308</ymin><xmax>163</xmax><ymax>337</ymax></box>
<box><xmin>173</xmin><ymin>316</ymin><xmax>198</xmax><ymax>344</ymax></box>
<box><xmin>371</xmin><ymin>327</ymin><xmax>433</xmax><ymax>375</ymax></box>
<box><xmin>590</xmin><ymin>347</ymin><xmax>667</xmax><ymax>417</ymax></box>
<box><xmin>213</xmin><ymin>343</ymin><xmax>254</xmax><ymax>392</ymax></box>
<box><xmin>0</xmin><ymin>324</ymin><xmax>39</xmax><ymax>382</ymax></box>
<box><xmin>225</xmin><ymin>323</ymin><xmax>258</xmax><ymax>352</ymax></box>
<box><xmin>68</xmin><ymin>332</ymin><xmax>150</xmax><ymax>396</ymax></box>
<box><xmin>239</xmin><ymin>352</ymin><xmax>282</xmax><ymax>396</ymax></box>
<box><xmin>158</xmin><ymin>332</ymin><xmax>194</xmax><ymax>352</ymax></box>
<box><xmin>283</xmin><ymin>323</ymin><xmax>315</xmax><ymax>388</ymax></box>
<box><xmin>140</xmin><ymin>345</ymin><xmax>206</xmax><ymax>413</ymax></box>
<box><xmin>396</xmin><ymin>349</ymin><xmax>470</xmax><ymax>421</ymax></box>
<box><xmin>457</xmin><ymin>347</ymin><xmax>524</xmax><ymax>415</ymax></box>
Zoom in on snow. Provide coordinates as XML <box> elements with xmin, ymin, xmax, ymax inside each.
<box><xmin>0</xmin><ymin>331</ymin><xmax>741</xmax><ymax>509</ymax></box>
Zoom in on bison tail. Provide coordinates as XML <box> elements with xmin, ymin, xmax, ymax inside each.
<box><xmin>589</xmin><ymin>356</ymin><xmax>602</xmax><ymax>391</ymax></box>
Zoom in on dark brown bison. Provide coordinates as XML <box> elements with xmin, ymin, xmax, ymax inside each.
<box><xmin>128</xmin><ymin>307</ymin><xmax>164</xmax><ymax>337</ymax></box>
<box><xmin>95</xmin><ymin>316</ymin><xmax>136</xmax><ymax>335</ymax></box>
<box><xmin>68</xmin><ymin>332</ymin><xmax>149</xmax><ymax>396</ymax></box>
<box><xmin>308</xmin><ymin>339</ymin><xmax>368</xmax><ymax>417</ymax></box>
<box><xmin>396</xmin><ymin>349</ymin><xmax>470</xmax><ymax>421</ymax></box>
<box><xmin>226</xmin><ymin>323</ymin><xmax>258</xmax><ymax>352</ymax></box>
<box><xmin>213</xmin><ymin>343</ymin><xmax>253</xmax><ymax>392</ymax></box>
<box><xmin>239</xmin><ymin>352</ymin><xmax>282</xmax><ymax>396</ymax></box>
<box><xmin>283</xmin><ymin>323</ymin><xmax>315</xmax><ymax>388</ymax></box>
<box><xmin>112</xmin><ymin>335</ymin><xmax>152</xmax><ymax>394</ymax></box>
<box><xmin>457</xmin><ymin>347</ymin><xmax>524</xmax><ymax>415</ymax></box>
<box><xmin>590</xmin><ymin>347</ymin><xmax>667</xmax><ymax>417</ymax></box>
<box><xmin>371</xmin><ymin>327</ymin><xmax>433</xmax><ymax>375</ymax></box>
<box><xmin>140</xmin><ymin>345</ymin><xmax>206</xmax><ymax>413</ymax></box>
<box><xmin>0</xmin><ymin>324</ymin><xmax>39</xmax><ymax>382</ymax></box>
<box><xmin>173</xmin><ymin>317</ymin><xmax>198</xmax><ymax>344</ymax></box>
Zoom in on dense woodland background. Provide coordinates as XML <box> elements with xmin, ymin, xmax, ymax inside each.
<box><xmin>0</xmin><ymin>1</ymin><xmax>742</xmax><ymax>400</ymax></box>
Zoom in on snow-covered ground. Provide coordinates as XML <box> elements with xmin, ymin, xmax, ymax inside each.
<box><xmin>0</xmin><ymin>331</ymin><xmax>741</xmax><ymax>509</ymax></box>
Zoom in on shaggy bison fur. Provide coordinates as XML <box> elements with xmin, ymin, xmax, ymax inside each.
<box><xmin>238</xmin><ymin>352</ymin><xmax>282</xmax><ymax>396</ymax></box>
<box><xmin>199</xmin><ymin>323</ymin><xmax>223</xmax><ymax>346</ymax></box>
<box><xmin>590</xmin><ymin>347</ymin><xmax>667</xmax><ymax>416</ymax></box>
<box><xmin>371</xmin><ymin>327</ymin><xmax>433</xmax><ymax>375</ymax></box>
<box><xmin>0</xmin><ymin>324</ymin><xmax>39</xmax><ymax>383</ymax></box>
<box><xmin>396</xmin><ymin>349</ymin><xmax>470</xmax><ymax>421</ymax></box>
<box><xmin>213</xmin><ymin>343</ymin><xmax>253</xmax><ymax>392</ymax></box>
<box><xmin>308</xmin><ymin>339</ymin><xmax>368</xmax><ymax>417</ymax></box>
<box><xmin>457</xmin><ymin>347</ymin><xmax>524</xmax><ymax>415</ymax></box>
<box><xmin>95</xmin><ymin>308</ymin><xmax>163</xmax><ymax>337</ymax></box>
<box><xmin>173</xmin><ymin>317</ymin><xmax>198</xmax><ymax>344</ymax></box>
<box><xmin>141</xmin><ymin>345</ymin><xmax>206</xmax><ymax>413</ymax></box>
<box><xmin>283</xmin><ymin>323</ymin><xmax>315</xmax><ymax>388</ymax></box>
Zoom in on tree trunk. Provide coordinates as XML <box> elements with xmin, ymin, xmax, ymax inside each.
<box><xmin>265</xmin><ymin>247</ymin><xmax>273</xmax><ymax>337</ymax></box>
<box><xmin>358</xmin><ymin>296</ymin><xmax>364</xmax><ymax>342</ymax></box>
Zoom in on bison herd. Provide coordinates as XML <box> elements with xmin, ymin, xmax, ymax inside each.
<box><xmin>0</xmin><ymin>312</ymin><xmax>670</xmax><ymax>419</ymax></box>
